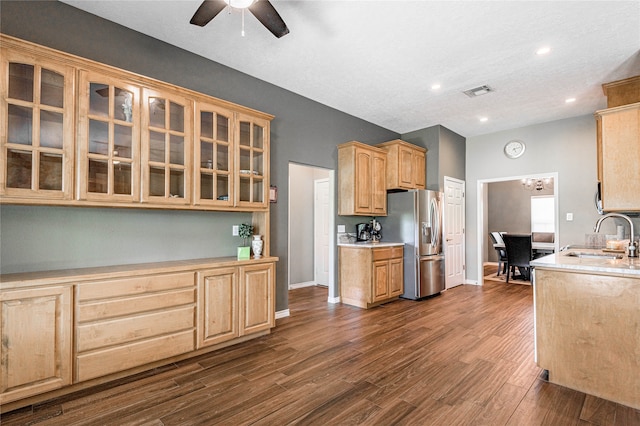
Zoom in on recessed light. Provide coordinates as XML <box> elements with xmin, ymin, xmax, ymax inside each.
<box><xmin>431</xmin><ymin>84</ymin><xmax>441</xmax><ymax>90</ymax></box>
<box><xmin>565</xmin><ymin>97</ymin><xmax>576</xmax><ymax>103</ymax></box>
<box><xmin>536</xmin><ymin>46</ymin><xmax>551</xmax><ymax>55</ymax></box>
<box><xmin>479</xmin><ymin>117</ymin><xmax>488</xmax><ymax>122</ymax></box>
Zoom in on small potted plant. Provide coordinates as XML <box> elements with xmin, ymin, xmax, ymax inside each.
<box><xmin>237</xmin><ymin>223</ymin><xmax>253</xmax><ymax>260</ymax></box>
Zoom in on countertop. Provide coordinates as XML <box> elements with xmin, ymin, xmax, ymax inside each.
<box><xmin>531</xmin><ymin>247</ymin><xmax>640</xmax><ymax>278</ymax></box>
<box><xmin>338</xmin><ymin>241</ymin><xmax>404</xmax><ymax>248</ymax></box>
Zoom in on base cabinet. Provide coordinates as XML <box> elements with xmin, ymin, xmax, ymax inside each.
<box><xmin>339</xmin><ymin>245</ymin><xmax>403</xmax><ymax>308</ymax></box>
<box><xmin>0</xmin><ymin>257</ymin><xmax>277</xmax><ymax>412</ymax></box>
<box><xmin>0</xmin><ymin>286</ymin><xmax>72</xmax><ymax>405</ymax></box>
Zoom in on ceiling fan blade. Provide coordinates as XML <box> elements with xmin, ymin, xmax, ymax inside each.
<box><xmin>190</xmin><ymin>0</ymin><xmax>227</xmax><ymax>27</ymax></box>
<box><xmin>248</xmin><ymin>0</ymin><xmax>289</xmax><ymax>38</ymax></box>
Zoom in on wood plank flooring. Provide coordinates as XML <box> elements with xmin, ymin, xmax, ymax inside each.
<box><xmin>2</xmin><ymin>280</ymin><xmax>639</xmax><ymax>425</ymax></box>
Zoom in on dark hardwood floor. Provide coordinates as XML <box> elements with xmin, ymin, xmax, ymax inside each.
<box><xmin>2</xmin><ymin>279</ymin><xmax>639</xmax><ymax>425</ymax></box>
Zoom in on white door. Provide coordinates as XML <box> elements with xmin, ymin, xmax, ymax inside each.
<box><xmin>314</xmin><ymin>178</ymin><xmax>330</xmax><ymax>286</ymax></box>
<box><xmin>444</xmin><ymin>177</ymin><xmax>465</xmax><ymax>288</ymax></box>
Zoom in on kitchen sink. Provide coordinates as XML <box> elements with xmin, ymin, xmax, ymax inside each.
<box><xmin>565</xmin><ymin>251</ymin><xmax>623</xmax><ymax>260</ymax></box>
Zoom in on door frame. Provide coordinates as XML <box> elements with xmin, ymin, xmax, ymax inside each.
<box><xmin>313</xmin><ymin>178</ymin><xmax>330</xmax><ymax>287</ymax></box>
<box><xmin>476</xmin><ymin>172</ymin><xmax>559</xmax><ymax>285</ymax></box>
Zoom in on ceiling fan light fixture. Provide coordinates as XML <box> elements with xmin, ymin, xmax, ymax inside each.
<box><xmin>224</xmin><ymin>0</ymin><xmax>254</xmax><ymax>9</ymax></box>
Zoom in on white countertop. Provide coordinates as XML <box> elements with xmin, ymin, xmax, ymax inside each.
<box><xmin>531</xmin><ymin>247</ymin><xmax>640</xmax><ymax>277</ymax></box>
<box><xmin>338</xmin><ymin>242</ymin><xmax>404</xmax><ymax>248</ymax></box>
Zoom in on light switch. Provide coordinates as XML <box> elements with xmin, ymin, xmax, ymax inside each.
<box><xmin>566</xmin><ymin>213</ymin><xmax>573</xmax><ymax>221</ymax></box>
<box><xmin>337</xmin><ymin>225</ymin><xmax>346</xmax><ymax>233</ymax></box>
<box><xmin>232</xmin><ymin>225</ymin><xmax>239</xmax><ymax>236</ymax></box>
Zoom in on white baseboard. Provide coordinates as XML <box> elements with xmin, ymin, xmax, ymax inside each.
<box><xmin>288</xmin><ymin>281</ymin><xmax>316</xmax><ymax>290</ymax></box>
<box><xmin>466</xmin><ymin>279</ymin><xmax>480</xmax><ymax>285</ymax></box>
<box><xmin>327</xmin><ymin>296</ymin><xmax>340</xmax><ymax>304</ymax></box>
<box><xmin>275</xmin><ymin>309</ymin><xmax>290</xmax><ymax>319</ymax></box>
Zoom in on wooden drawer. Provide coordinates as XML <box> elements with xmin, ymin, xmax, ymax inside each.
<box><xmin>76</xmin><ymin>330</ymin><xmax>195</xmax><ymax>382</ymax></box>
<box><xmin>76</xmin><ymin>272</ymin><xmax>195</xmax><ymax>301</ymax></box>
<box><xmin>372</xmin><ymin>246</ymin><xmax>403</xmax><ymax>261</ymax></box>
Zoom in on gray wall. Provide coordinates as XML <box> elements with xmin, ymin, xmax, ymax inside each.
<box><xmin>465</xmin><ymin>114</ymin><xmax>638</xmax><ymax>283</ymax></box>
<box><xmin>0</xmin><ymin>1</ymin><xmax>399</xmax><ymax>311</ymax></box>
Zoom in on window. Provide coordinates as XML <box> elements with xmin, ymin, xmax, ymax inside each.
<box><xmin>531</xmin><ymin>196</ymin><xmax>555</xmax><ymax>232</ymax></box>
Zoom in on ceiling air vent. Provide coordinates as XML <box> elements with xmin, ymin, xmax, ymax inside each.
<box><xmin>463</xmin><ymin>85</ymin><xmax>494</xmax><ymax>98</ymax></box>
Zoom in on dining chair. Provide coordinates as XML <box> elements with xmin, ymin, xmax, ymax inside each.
<box><xmin>489</xmin><ymin>231</ymin><xmax>508</xmax><ymax>276</ymax></box>
<box><xmin>502</xmin><ymin>234</ymin><xmax>533</xmax><ymax>283</ymax></box>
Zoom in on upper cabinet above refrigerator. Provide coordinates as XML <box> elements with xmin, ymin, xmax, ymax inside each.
<box><xmin>375</xmin><ymin>139</ymin><xmax>426</xmax><ymax>191</ymax></box>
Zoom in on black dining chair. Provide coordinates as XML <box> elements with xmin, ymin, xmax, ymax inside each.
<box><xmin>502</xmin><ymin>234</ymin><xmax>533</xmax><ymax>283</ymax></box>
<box><xmin>489</xmin><ymin>232</ymin><xmax>508</xmax><ymax>276</ymax></box>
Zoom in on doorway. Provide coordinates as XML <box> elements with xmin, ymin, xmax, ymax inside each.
<box><xmin>476</xmin><ymin>172</ymin><xmax>559</xmax><ymax>285</ymax></box>
<box><xmin>288</xmin><ymin>163</ymin><xmax>335</xmax><ymax>298</ymax></box>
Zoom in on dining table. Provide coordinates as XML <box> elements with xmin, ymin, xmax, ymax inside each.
<box><xmin>493</xmin><ymin>241</ymin><xmax>556</xmax><ymax>255</ymax></box>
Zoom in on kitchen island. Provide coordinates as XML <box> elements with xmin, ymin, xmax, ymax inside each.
<box><xmin>531</xmin><ymin>248</ymin><xmax>640</xmax><ymax>409</ymax></box>
<box><xmin>338</xmin><ymin>242</ymin><xmax>404</xmax><ymax>308</ymax></box>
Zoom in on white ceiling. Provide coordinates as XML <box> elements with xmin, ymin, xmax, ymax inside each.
<box><xmin>61</xmin><ymin>0</ymin><xmax>640</xmax><ymax>137</ymax></box>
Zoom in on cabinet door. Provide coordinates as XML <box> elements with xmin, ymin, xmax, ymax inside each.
<box><xmin>354</xmin><ymin>148</ymin><xmax>373</xmax><ymax>214</ymax></box>
<box><xmin>0</xmin><ymin>286</ymin><xmax>72</xmax><ymax>404</ymax></box>
<box><xmin>1</xmin><ymin>50</ymin><xmax>74</xmax><ymax>200</ymax></box>
<box><xmin>239</xmin><ymin>263</ymin><xmax>274</xmax><ymax>335</ymax></box>
<box><xmin>372</xmin><ymin>260</ymin><xmax>389</xmax><ymax>302</ymax></box>
<box><xmin>141</xmin><ymin>88</ymin><xmax>193</xmax><ymax>205</ymax></box>
<box><xmin>77</xmin><ymin>70</ymin><xmax>141</xmax><ymax>202</ymax></box>
<box><xmin>398</xmin><ymin>145</ymin><xmax>414</xmax><ymax>188</ymax></box>
<box><xmin>197</xmin><ymin>267</ymin><xmax>238</xmax><ymax>348</ymax></box>
<box><xmin>389</xmin><ymin>257</ymin><xmax>404</xmax><ymax>297</ymax></box>
<box><xmin>236</xmin><ymin>113</ymin><xmax>269</xmax><ymax>209</ymax></box>
<box><xmin>372</xmin><ymin>151</ymin><xmax>387</xmax><ymax>215</ymax></box>
<box><xmin>194</xmin><ymin>102</ymin><xmax>234</xmax><ymax>207</ymax></box>
<box><xmin>599</xmin><ymin>104</ymin><xmax>640</xmax><ymax>211</ymax></box>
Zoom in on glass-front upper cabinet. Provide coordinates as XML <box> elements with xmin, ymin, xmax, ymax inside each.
<box><xmin>194</xmin><ymin>102</ymin><xmax>234</xmax><ymax>207</ymax></box>
<box><xmin>1</xmin><ymin>50</ymin><xmax>75</xmax><ymax>200</ymax></box>
<box><xmin>236</xmin><ymin>113</ymin><xmax>269</xmax><ymax>209</ymax></box>
<box><xmin>76</xmin><ymin>70</ymin><xmax>140</xmax><ymax>202</ymax></box>
<box><xmin>141</xmin><ymin>88</ymin><xmax>193</xmax><ymax>205</ymax></box>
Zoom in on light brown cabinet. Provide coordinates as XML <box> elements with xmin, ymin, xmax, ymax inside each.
<box><xmin>1</xmin><ymin>35</ymin><xmax>273</xmax><ymax>213</ymax></box>
<box><xmin>595</xmin><ymin>102</ymin><xmax>640</xmax><ymax>211</ymax></box>
<box><xmin>0</xmin><ymin>285</ymin><xmax>73</xmax><ymax>405</ymax></box>
<box><xmin>0</xmin><ymin>48</ymin><xmax>75</xmax><ymax>201</ymax></box>
<box><xmin>339</xmin><ymin>245</ymin><xmax>403</xmax><ymax>308</ymax></box>
<box><xmin>375</xmin><ymin>139</ymin><xmax>426</xmax><ymax>190</ymax></box>
<box><xmin>338</xmin><ymin>141</ymin><xmax>387</xmax><ymax>216</ymax></box>
<box><xmin>0</xmin><ymin>256</ymin><xmax>277</xmax><ymax>411</ymax></box>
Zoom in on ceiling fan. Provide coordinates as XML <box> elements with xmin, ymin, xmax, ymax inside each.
<box><xmin>190</xmin><ymin>0</ymin><xmax>289</xmax><ymax>38</ymax></box>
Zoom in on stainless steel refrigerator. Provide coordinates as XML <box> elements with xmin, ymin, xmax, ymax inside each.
<box><xmin>378</xmin><ymin>190</ymin><xmax>445</xmax><ymax>299</ymax></box>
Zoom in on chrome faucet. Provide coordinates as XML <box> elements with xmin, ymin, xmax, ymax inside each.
<box><xmin>594</xmin><ymin>213</ymin><xmax>638</xmax><ymax>258</ymax></box>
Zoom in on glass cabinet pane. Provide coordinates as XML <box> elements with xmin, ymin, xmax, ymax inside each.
<box><xmin>252</xmin><ymin>151</ymin><xmax>263</xmax><ymax>175</ymax></box>
<box><xmin>218</xmin><ymin>115</ymin><xmax>229</xmax><ymax>142</ymax></box>
<box><xmin>6</xmin><ymin>149</ymin><xmax>32</xmax><ymax>189</ymax></box>
<box><xmin>239</xmin><ymin>148</ymin><xmax>250</xmax><ymax>172</ymax></box>
<box><xmin>253</xmin><ymin>179</ymin><xmax>264</xmax><ymax>203</ymax></box>
<box><xmin>200</xmin><ymin>173</ymin><xmax>213</xmax><ymax>199</ymax></box>
<box><xmin>40</xmin><ymin>69</ymin><xmax>64</xmax><ymax>108</ymax></box>
<box><xmin>88</xmin><ymin>159</ymin><xmax>108</xmax><ymax>193</ymax></box>
<box><xmin>114</xmin><ymin>124</ymin><xmax>133</xmax><ymax>158</ymax></box>
<box><xmin>8</xmin><ymin>63</ymin><xmax>34</xmax><ymax>102</ymax></box>
<box><xmin>149</xmin><ymin>98</ymin><xmax>165</xmax><ymax>128</ymax></box>
<box><xmin>149</xmin><ymin>131</ymin><xmax>165</xmax><ymax>162</ymax></box>
<box><xmin>39</xmin><ymin>153</ymin><xmax>63</xmax><ymax>190</ymax></box>
<box><xmin>169</xmin><ymin>169</ymin><xmax>184</xmax><ymax>198</ymax></box>
<box><xmin>89</xmin><ymin>83</ymin><xmax>109</xmax><ymax>117</ymax></box>
<box><xmin>217</xmin><ymin>176</ymin><xmax>229</xmax><ymax>200</ymax></box>
<box><xmin>253</xmin><ymin>124</ymin><xmax>263</xmax><ymax>149</ymax></box>
<box><xmin>201</xmin><ymin>141</ymin><xmax>213</xmax><ymax>169</ymax></box>
<box><xmin>40</xmin><ymin>110</ymin><xmax>64</xmax><ymax>149</ymax></box>
<box><xmin>7</xmin><ymin>105</ymin><xmax>33</xmax><ymax>145</ymax></box>
<box><xmin>113</xmin><ymin>88</ymin><xmax>133</xmax><ymax>122</ymax></box>
<box><xmin>170</xmin><ymin>135</ymin><xmax>184</xmax><ymax>165</ymax></box>
<box><xmin>89</xmin><ymin>120</ymin><xmax>109</xmax><ymax>155</ymax></box>
<box><xmin>217</xmin><ymin>144</ymin><xmax>229</xmax><ymax>171</ymax></box>
<box><xmin>169</xmin><ymin>102</ymin><xmax>184</xmax><ymax>132</ymax></box>
<box><xmin>239</xmin><ymin>176</ymin><xmax>250</xmax><ymax>202</ymax></box>
<box><xmin>200</xmin><ymin>111</ymin><xmax>214</xmax><ymax>138</ymax></box>
<box><xmin>114</xmin><ymin>163</ymin><xmax>132</xmax><ymax>195</ymax></box>
<box><xmin>149</xmin><ymin>167</ymin><xmax>165</xmax><ymax>196</ymax></box>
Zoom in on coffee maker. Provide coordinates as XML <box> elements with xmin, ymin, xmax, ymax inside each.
<box><xmin>356</xmin><ymin>223</ymin><xmax>371</xmax><ymax>242</ymax></box>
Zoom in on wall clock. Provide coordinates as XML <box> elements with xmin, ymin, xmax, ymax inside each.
<box><xmin>504</xmin><ymin>140</ymin><xmax>526</xmax><ymax>159</ymax></box>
